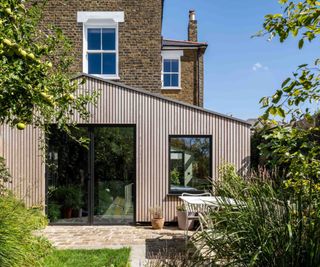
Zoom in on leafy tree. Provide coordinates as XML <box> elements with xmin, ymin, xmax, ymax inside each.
<box><xmin>0</xmin><ymin>0</ymin><xmax>96</xmax><ymax>131</ymax></box>
<box><xmin>257</xmin><ymin>0</ymin><xmax>320</xmax><ymax>191</ymax></box>
<box><xmin>259</xmin><ymin>0</ymin><xmax>320</xmax><ymax>122</ymax></box>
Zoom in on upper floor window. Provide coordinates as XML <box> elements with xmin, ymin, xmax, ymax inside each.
<box><xmin>87</xmin><ymin>27</ymin><xmax>117</xmax><ymax>76</ymax></box>
<box><xmin>161</xmin><ymin>50</ymin><xmax>183</xmax><ymax>89</ymax></box>
<box><xmin>77</xmin><ymin>11</ymin><xmax>124</xmax><ymax>79</ymax></box>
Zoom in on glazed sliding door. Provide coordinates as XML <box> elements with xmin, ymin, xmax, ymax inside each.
<box><xmin>46</xmin><ymin>125</ymin><xmax>135</xmax><ymax>225</ymax></box>
<box><xmin>92</xmin><ymin>127</ymin><xmax>135</xmax><ymax>225</ymax></box>
<box><xmin>46</xmin><ymin>126</ymin><xmax>89</xmax><ymax>224</ymax></box>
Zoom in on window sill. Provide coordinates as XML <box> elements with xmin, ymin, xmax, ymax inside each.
<box><xmin>161</xmin><ymin>87</ymin><xmax>182</xmax><ymax>90</ymax></box>
<box><xmin>167</xmin><ymin>191</ymin><xmax>206</xmax><ymax>197</ymax></box>
<box><xmin>89</xmin><ymin>74</ymin><xmax>120</xmax><ymax>80</ymax></box>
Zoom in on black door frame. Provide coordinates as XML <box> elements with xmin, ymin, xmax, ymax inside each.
<box><xmin>46</xmin><ymin>124</ymin><xmax>136</xmax><ymax>226</ymax></box>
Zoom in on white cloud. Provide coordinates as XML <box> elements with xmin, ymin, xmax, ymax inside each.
<box><xmin>252</xmin><ymin>62</ymin><xmax>269</xmax><ymax>71</ymax></box>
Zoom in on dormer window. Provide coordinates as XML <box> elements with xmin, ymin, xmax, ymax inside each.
<box><xmin>161</xmin><ymin>50</ymin><xmax>183</xmax><ymax>89</ymax></box>
<box><xmin>77</xmin><ymin>11</ymin><xmax>124</xmax><ymax>79</ymax></box>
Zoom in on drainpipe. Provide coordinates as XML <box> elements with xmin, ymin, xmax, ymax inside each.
<box><xmin>197</xmin><ymin>48</ymin><xmax>200</xmax><ymax>107</ymax></box>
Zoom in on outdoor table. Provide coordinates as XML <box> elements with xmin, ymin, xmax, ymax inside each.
<box><xmin>179</xmin><ymin>195</ymin><xmax>246</xmax><ymax>239</ymax></box>
<box><xmin>179</xmin><ymin>195</ymin><xmax>243</xmax><ymax>208</ymax></box>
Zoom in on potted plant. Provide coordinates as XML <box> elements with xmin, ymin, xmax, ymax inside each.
<box><xmin>56</xmin><ymin>185</ymin><xmax>83</xmax><ymax>219</ymax></box>
<box><xmin>149</xmin><ymin>206</ymin><xmax>164</xmax><ymax>229</ymax></box>
<box><xmin>176</xmin><ymin>204</ymin><xmax>194</xmax><ymax>230</ymax></box>
<box><xmin>47</xmin><ymin>202</ymin><xmax>61</xmax><ymax>222</ymax></box>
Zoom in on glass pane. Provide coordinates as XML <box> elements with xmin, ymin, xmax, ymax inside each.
<box><xmin>47</xmin><ymin>126</ymin><xmax>89</xmax><ymax>224</ymax></box>
<box><xmin>93</xmin><ymin>127</ymin><xmax>135</xmax><ymax>224</ymax></box>
<box><xmin>171</xmin><ymin>59</ymin><xmax>179</xmax><ymax>72</ymax></box>
<box><xmin>88</xmin><ymin>53</ymin><xmax>102</xmax><ymax>74</ymax></box>
<box><xmin>163</xmin><ymin>59</ymin><xmax>171</xmax><ymax>72</ymax></box>
<box><xmin>88</xmin><ymin>28</ymin><xmax>101</xmax><ymax>50</ymax></box>
<box><xmin>169</xmin><ymin>137</ymin><xmax>211</xmax><ymax>193</ymax></box>
<box><xmin>163</xmin><ymin>74</ymin><xmax>171</xmax><ymax>87</ymax></box>
<box><xmin>171</xmin><ymin>74</ymin><xmax>179</xmax><ymax>87</ymax></box>
<box><xmin>103</xmin><ymin>53</ymin><xmax>116</xmax><ymax>75</ymax></box>
<box><xmin>102</xmin><ymin>28</ymin><xmax>116</xmax><ymax>50</ymax></box>
<box><xmin>170</xmin><ymin>152</ymin><xmax>184</xmax><ymax>186</ymax></box>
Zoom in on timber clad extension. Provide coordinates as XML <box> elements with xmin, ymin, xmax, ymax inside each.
<box><xmin>0</xmin><ymin>1</ymin><xmax>251</xmax><ymax>223</ymax></box>
<box><xmin>0</xmin><ymin>75</ymin><xmax>250</xmax><ymax>222</ymax></box>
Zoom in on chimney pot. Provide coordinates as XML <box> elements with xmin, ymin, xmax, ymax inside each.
<box><xmin>189</xmin><ymin>10</ymin><xmax>196</xmax><ymax>21</ymax></box>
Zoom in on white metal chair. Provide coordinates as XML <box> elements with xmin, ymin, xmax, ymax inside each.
<box><xmin>181</xmin><ymin>192</ymin><xmax>212</xmax><ymax>240</ymax></box>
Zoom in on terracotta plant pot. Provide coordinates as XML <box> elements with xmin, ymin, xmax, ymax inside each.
<box><xmin>151</xmin><ymin>218</ymin><xmax>165</xmax><ymax>229</ymax></box>
<box><xmin>177</xmin><ymin>210</ymin><xmax>194</xmax><ymax>230</ymax></box>
<box><xmin>64</xmin><ymin>207</ymin><xmax>73</xmax><ymax>219</ymax></box>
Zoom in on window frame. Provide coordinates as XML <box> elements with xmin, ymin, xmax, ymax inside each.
<box><xmin>168</xmin><ymin>135</ymin><xmax>213</xmax><ymax>195</ymax></box>
<box><xmin>83</xmin><ymin>22</ymin><xmax>120</xmax><ymax>79</ymax></box>
<box><xmin>161</xmin><ymin>50</ymin><xmax>183</xmax><ymax>90</ymax></box>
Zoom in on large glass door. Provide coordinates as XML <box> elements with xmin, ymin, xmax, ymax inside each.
<box><xmin>93</xmin><ymin>127</ymin><xmax>135</xmax><ymax>224</ymax></box>
<box><xmin>46</xmin><ymin>125</ymin><xmax>135</xmax><ymax>225</ymax></box>
<box><xmin>46</xmin><ymin>126</ymin><xmax>89</xmax><ymax>224</ymax></box>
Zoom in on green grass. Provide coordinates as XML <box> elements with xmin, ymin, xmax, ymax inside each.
<box><xmin>43</xmin><ymin>248</ymin><xmax>131</xmax><ymax>267</ymax></box>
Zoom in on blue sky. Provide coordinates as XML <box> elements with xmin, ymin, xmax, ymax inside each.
<box><xmin>162</xmin><ymin>0</ymin><xmax>318</xmax><ymax>120</ymax></box>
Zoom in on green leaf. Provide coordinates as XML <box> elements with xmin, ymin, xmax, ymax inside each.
<box><xmin>298</xmin><ymin>39</ymin><xmax>304</xmax><ymax>49</ymax></box>
<box><xmin>282</xmin><ymin>78</ymin><xmax>291</xmax><ymax>88</ymax></box>
<box><xmin>298</xmin><ymin>63</ymin><xmax>308</xmax><ymax>69</ymax></box>
<box><xmin>273</xmin><ymin>14</ymin><xmax>283</xmax><ymax>18</ymax></box>
<box><xmin>269</xmin><ymin>107</ymin><xmax>277</xmax><ymax>116</ymax></box>
<box><xmin>277</xmin><ymin>107</ymin><xmax>285</xmax><ymax>118</ymax></box>
<box><xmin>272</xmin><ymin>90</ymin><xmax>283</xmax><ymax>104</ymax></box>
<box><xmin>292</xmin><ymin>28</ymin><xmax>298</xmax><ymax>37</ymax></box>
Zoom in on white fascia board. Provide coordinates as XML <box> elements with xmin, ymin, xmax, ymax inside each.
<box><xmin>77</xmin><ymin>11</ymin><xmax>125</xmax><ymax>23</ymax></box>
<box><xmin>161</xmin><ymin>50</ymin><xmax>184</xmax><ymax>59</ymax></box>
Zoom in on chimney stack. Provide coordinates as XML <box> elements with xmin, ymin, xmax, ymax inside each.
<box><xmin>188</xmin><ymin>10</ymin><xmax>198</xmax><ymax>42</ymax></box>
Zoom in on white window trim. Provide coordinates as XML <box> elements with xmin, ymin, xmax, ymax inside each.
<box><xmin>77</xmin><ymin>11</ymin><xmax>124</xmax><ymax>23</ymax></box>
<box><xmin>161</xmin><ymin>50</ymin><xmax>183</xmax><ymax>90</ymax></box>
<box><xmin>78</xmin><ymin>12</ymin><xmax>124</xmax><ymax>80</ymax></box>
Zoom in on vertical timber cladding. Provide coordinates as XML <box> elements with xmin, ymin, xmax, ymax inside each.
<box><xmin>0</xmin><ymin>75</ymin><xmax>251</xmax><ymax>222</ymax></box>
<box><xmin>0</xmin><ymin>125</ymin><xmax>44</xmax><ymax>208</ymax></box>
<box><xmin>77</xmin><ymin>75</ymin><xmax>251</xmax><ymax>222</ymax></box>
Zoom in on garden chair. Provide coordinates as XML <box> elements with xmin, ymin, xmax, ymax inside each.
<box><xmin>181</xmin><ymin>192</ymin><xmax>212</xmax><ymax>240</ymax></box>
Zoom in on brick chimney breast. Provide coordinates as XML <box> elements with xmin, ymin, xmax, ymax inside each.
<box><xmin>188</xmin><ymin>10</ymin><xmax>198</xmax><ymax>42</ymax></box>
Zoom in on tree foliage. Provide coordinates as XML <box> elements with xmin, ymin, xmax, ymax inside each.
<box><xmin>256</xmin><ymin>0</ymin><xmax>320</xmax><ymax>191</ymax></box>
<box><xmin>0</xmin><ymin>0</ymin><xmax>96</xmax><ymax>130</ymax></box>
<box><xmin>259</xmin><ymin>0</ymin><xmax>320</xmax><ymax>123</ymax></box>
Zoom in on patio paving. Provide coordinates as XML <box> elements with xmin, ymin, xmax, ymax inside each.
<box><xmin>36</xmin><ymin>225</ymin><xmax>190</xmax><ymax>266</ymax></box>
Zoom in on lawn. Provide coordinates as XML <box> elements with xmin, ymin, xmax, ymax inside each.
<box><xmin>44</xmin><ymin>248</ymin><xmax>131</xmax><ymax>267</ymax></box>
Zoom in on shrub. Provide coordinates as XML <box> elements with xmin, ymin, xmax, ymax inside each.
<box><xmin>0</xmin><ymin>157</ymin><xmax>52</xmax><ymax>267</ymax></box>
<box><xmin>193</xmin><ymin>164</ymin><xmax>320</xmax><ymax>267</ymax></box>
<box><xmin>0</xmin><ymin>191</ymin><xmax>52</xmax><ymax>267</ymax></box>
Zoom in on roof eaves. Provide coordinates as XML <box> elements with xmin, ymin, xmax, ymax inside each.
<box><xmin>72</xmin><ymin>73</ymin><xmax>251</xmax><ymax>126</ymax></box>
<box><xmin>163</xmin><ymin>39</ymin><xmax>208</xmax><ymax>46</ymax></box>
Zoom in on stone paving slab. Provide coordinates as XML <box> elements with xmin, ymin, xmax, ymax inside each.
<box><xmin>36</xmin><ymin>225</ymin><xmax>186</xmax><ymax>248</ymax></box>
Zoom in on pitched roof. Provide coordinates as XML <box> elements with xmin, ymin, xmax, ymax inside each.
<box><xmin>162</xmin><ymin>39</ymin><xmax>208</xmax><ymax>48</ymax></box>
<box><xmin>72</xmin><ymin>73</ymin><xmax>250</xmax><ymax>126</ymax></box>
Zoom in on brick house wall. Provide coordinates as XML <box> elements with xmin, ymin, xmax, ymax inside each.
<box><xmin>41</xmin><ymin>0</ymin><xmax>163</xmax><ymax>93</ymax></box>
<box><xmin>40</xmin><ymin>1</ymin><xmax>206</xmax><ymax>104</ymax></box>
<box><xmin>161</xmin><ymin>49</ymin><xmax>205</xmax><ymax>106</ymax></box>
